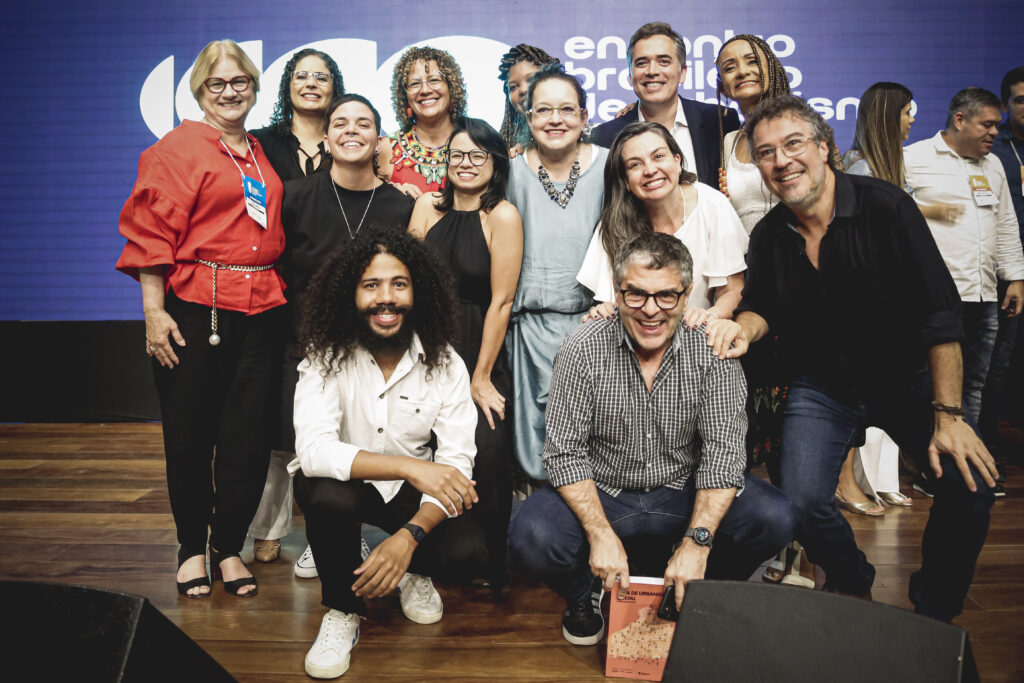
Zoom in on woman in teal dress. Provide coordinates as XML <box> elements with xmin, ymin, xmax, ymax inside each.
<box><xmin>505</xmin><ymin>64</ymin><xmax>607</xmax><ymax>482</ymax></box>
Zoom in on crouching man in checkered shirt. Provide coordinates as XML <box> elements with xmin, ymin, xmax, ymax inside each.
<box><xmin>508</xmin><ymin>231</ymin><xmax>795</xmax><ymax>646</ymax></box>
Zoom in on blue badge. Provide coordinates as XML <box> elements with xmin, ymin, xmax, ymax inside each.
<box><xmin>243</xmin><ymin>176</ymin><xmax>268</xmax><ymax>229</ymax></box>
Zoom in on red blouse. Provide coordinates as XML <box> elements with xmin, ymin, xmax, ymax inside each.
<box><xmin>116</xmin><ymin>120</ymin><xmax>286</xmax><ymax>315</ymax></box>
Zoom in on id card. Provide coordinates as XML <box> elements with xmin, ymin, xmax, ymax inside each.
<box><xmin>243</xmin><ymin>176</ymin><xmax>268</xmax><ymax>229</ymax></box>
<box><xmin>968</xmin><ymin>175</ymin><xmax>997</xmax><ymax>207</ymax></box>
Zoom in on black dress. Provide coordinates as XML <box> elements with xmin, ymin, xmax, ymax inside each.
<box><xmin>425</xmin><ymin>209</ymin><xmax>513</xmax><ymax>586</ymax></box>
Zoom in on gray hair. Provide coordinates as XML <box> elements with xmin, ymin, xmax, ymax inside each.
<box><xmin>945</xmin><ymin>87</ymin><xmax>1002</xmax><ymax>128</ymax></box>
<box><xmin>743</xmin><ymin>93</ymin><xmax>831</xmax><ymax>160</ymax></box>
<box><xmin>611</xmin><ymin>232</ymin><xmax>693</xmax><ymax>291</ymax></box>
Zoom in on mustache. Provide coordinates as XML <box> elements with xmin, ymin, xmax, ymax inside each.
<box><xmin>365</xmin><ymin>303</ymin><xmax>411</xmax><ymax>316</ymax></box>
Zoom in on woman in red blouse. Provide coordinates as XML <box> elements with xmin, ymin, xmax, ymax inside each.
<box><xmin>116</xmin><ymin>40</ymin><xmax>286</xmax><ymax>599</ymax></box>
<box><xmin>377</xmin><ymin>46</ymin><xmax>468</xmax><ymax>198</ymax></box>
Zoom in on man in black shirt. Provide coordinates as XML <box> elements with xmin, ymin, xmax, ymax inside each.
<box><xmin>282</xmin><ymin>94</ymin><xmax>415</xmax><ymax>580</ymax></box>
<box><xmin>710</xmin><ymin>95</ymin><xmax>998</xmax><ymax>622</ymax></box>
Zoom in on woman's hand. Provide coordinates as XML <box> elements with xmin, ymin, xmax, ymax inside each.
<box><xmin>682</xmin><ymin>306</ymin><xmax>714</xmax><ymax>330</ymax></box>
<box><xmin>582</xmin><ymin>301</ymin><xmax>618</xmax><ymax>322</ymax></box>
<box><xmin>718</xmin><ymin>168</ymin><xmax>729</xmax><ymax>198</ymax></box>
<box><xmin>145</xmin><ymin>308</ymin><xmax>186</xmax><ymax>368</ymax></box>
<box><xmin>471</xmin><ymin>375</ymin><xmax>506</xmax><ymax>430</ymax></box>
<box><xmin>392</xmin><ymin>182</ymin><xmax>423</xmax><ymax>198</ymax></box>
<box><xmin>614</xmin><ymin>102</ymin><xmax>636</xmax><ymax>119</ymax></box>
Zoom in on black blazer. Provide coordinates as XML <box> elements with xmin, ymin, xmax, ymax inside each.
<box><xmin>590</xmin><ymin>95</ymin><xmax>740</xmax><ymax>188</ymax></box>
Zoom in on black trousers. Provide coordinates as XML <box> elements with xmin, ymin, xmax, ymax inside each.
<box><xmin>294</xmin><ymin>472</ymin><xmax>488</xmax><ymax>615</ymax></box>
<box><xmin>153</xmin><ymin>291</ymin><xmax>283</xmax><ymax>556</ymax></box>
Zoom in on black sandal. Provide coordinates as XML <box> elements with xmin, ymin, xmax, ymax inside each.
<box><xmin>210</xmin><ymin>548</ymin><xmax>258</xmax><ymax>597</ymax></box>
<box><xmin>176</xmin><ymin>547</ymin><xmax>211</xmax><ymax>599</ymax></box>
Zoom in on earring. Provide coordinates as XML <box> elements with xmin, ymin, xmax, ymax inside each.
<box><xmin>406</xmin><ymin>107</ymin><xmax>413</xmax><ymax>119</ymax></box>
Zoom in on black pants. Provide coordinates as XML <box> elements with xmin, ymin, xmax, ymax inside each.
<box><xmin>153</xmin><ymin>291</ymin><xmax>283</xmax><ymax>556</ymax></box>
<box><xmin>294</xmin><ymin>472</ymin><xmax>488</xmax><ymax>615</ymax></box>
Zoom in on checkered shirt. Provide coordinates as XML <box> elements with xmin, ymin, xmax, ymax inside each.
<box><xmin>542</xmin><ymin>317</ymin><xmax>748</xmax><ymax>495</ymax></box>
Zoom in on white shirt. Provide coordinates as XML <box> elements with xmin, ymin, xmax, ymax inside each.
<box><xmin>723</xmin><ymin>130</ymin><xmax>779</xmax><ymax>235</ymax></box>
<box><xmin>576</xmin><ymin>183</ymin><xmax>748</xmax><ymax>309</ymax></box>
<box><xmin>288</xmin><ymin>334</ymin><xmax>477</xmax><ymax>517</ymax></box>
<box><xmin>905</xmin><ymin>131</ymin><xmax>1024</xmax><ymax>301</ymax></box>
<box><xmin>638</xmin><ymin>98</ymin><xmax>697</xmax><ymax>180</ymax></box>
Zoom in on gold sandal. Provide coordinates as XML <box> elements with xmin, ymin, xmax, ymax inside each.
<box><xmin>253</xmin><ymin>538</ymin><xmax>281</xmax><ymax>563</ymax></box>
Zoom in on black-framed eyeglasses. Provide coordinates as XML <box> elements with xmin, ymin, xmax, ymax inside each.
<box><xmin>405</xmin><ymin>75</ymin><xmax>446</xmax><ymax>93</ymax></box>
<box><xmin>446</xmin><ymin>149</ymin><xmax>491</xmax><ymax>166</ymax></box>
<box><xmin>204</xmin><ymin>75</ymin><xmax>252</xmax><ymax>94</ymax></box>
<box><xmin>752</xmin><ymin>136</ymin><xmax>817</xmax><ymax>165</ymax></box>
<box><xmin>618</xmin><ymin>288</ymin><xmax>685</xmax><ymax>310</ymax></box>
<box><xmin>293</xmin><ymin>70</ymin><xmax>332</xmax><ymax>84</ymax></box>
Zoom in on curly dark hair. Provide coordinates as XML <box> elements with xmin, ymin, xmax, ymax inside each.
<box><xmin>267</xmin><ymin>48</ymin><xmax>345</xmax><ymax>136</ymax></box>
<box><xmin>299</xmin><ymin>228</ymin><xmax>458</xmax><ymax>376</ymax></box>
<box><xmin>391</xmin><ymin>46</ymin><xmax>468</xmax><ymax>133</ymax></box>
<box><xmin>497</xmin><ymin>43</ymin><xmax>559</xmax><ymax>148</ymax></box>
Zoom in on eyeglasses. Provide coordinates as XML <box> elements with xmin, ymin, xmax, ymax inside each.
<box><xmin>446</xmin><ymin>149</ymin><xmax>491</xmax><ymax>166</ymax></box>
<box><xmin>530</xmin><ymin>105</ymin><xmax>581</xmax><ymax>119</ymax></box>
<box><xmin>752</xmin><ymin>136</ymin><xmax>818</xmax><ymax>165</ymax></box>
<box><xmin>293</xmin><ymin>71</ymin><xmax>332</xmax><ymax>84</ymax></box>
<box><xmin>405</xmin><ymin>75</ymin><xmax>446</xmax><ymax>93</ymax></box>
<box><xmin>204</xmin><ymin>76</ymin><xmax>252</xmax><ymax>94</ymax></box>
<box><xmin>618</xmin><ymin>288</ymin><xmax>685</xmax><ymax>310</ymax></box>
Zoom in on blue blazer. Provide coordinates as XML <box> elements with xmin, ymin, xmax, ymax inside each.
<box><xmin>590</xmin><ymin>95</ymin><xmax>740</xmax><ymax>188</ymax></box>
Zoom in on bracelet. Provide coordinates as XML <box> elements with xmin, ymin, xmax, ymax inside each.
<box><xmin>931</xmin><ymin>401</ymin><xmax>965</xmax><ymax>417</ymax></box>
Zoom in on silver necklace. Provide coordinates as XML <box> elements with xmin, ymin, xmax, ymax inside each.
<box><xmin>535</xmin><ymin>149</ymin><xmax>581</xmax><ymax>209</ymax></box>
<box><xmin>331</xmin><ymin>179</ymin><xmax>377</xmax><ymax>239</ymax></box>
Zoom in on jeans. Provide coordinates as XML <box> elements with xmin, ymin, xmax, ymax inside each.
<box><xmin>781</xmin><ymin>375</ymin><xmax>995</xmax><ymax>621</ymax></box>
<box><xmin>294</xmin><ymin>474</ymin><xmax>488</xmax><ymax>615</ymax></box>
<box><xmin>961</xmin><ymin>301</ymin><xmax>999</xmax><ymax>430</ymax></box>
<box><xmin>507</xmin><ymin>476</ymin><xmax>795</xmax><ymax>603</ymax></box>
<box><xmin>979</xmin><ymin>281</ymin><xmax>1020</xmax><ymax>449</ymax></box>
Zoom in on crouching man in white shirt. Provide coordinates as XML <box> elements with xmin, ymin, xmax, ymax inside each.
<box><xmin>288</xmin><ymin>229</ymin><xmax>485</xmax><ymax>679</ymax></box>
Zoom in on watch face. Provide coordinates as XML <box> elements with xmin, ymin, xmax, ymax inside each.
<box><xmin>694</xmin><ymin>528</ymin><xmax>712</xmax><ymax>545</ymax></box>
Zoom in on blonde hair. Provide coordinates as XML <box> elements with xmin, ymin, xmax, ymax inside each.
<box><xmin>189</xmin><ymin>40</ymin><xmax>260</xmax><ymax>104</ymax></box>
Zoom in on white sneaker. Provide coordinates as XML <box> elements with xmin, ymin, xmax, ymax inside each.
<box><xmin>304</xmin><ymin>610</ymin><xmax>359</xmax><ymax>679</ymax></box>
<box><xmin>397</xmin><ymin>573</ymin><xmax>443</xmax><ymax>624</ymax></box>
<box><xmin>295</xmin><ymin>545</ymin><xmax>318</xmax><ymax>578</ymax></box>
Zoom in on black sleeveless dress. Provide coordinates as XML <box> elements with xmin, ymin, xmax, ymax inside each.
<box><xmin>425</xmin><ymin>209</ymin><xmax>513</xmax><ymax>585</ymax></box>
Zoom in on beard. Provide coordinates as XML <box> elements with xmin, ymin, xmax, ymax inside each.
<box><xmin>356</xmin><ymin>303</ymin><xmax>414</xmax><ymax>355</ymax></box>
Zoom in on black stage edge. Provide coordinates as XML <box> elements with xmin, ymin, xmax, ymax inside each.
<box><xmin>1</xmin><ymin>321</ymin><xmax>159</xmax><ymax>422</ymax></box>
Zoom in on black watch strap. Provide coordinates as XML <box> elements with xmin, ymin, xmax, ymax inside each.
<box><xmin>684</xmin><ymin>527</ymin><xmax>714</xmax><ymax>548</ymax></box>
<box><xmin>401</xmin><ymin>522</ymin><xmax>426</xmax><ymax>543</ymax></box>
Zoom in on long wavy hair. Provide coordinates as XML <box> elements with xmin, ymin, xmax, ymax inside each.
<box><xmin>434</xmin><ymin>117</ymin><xmax>509</xmax><ymax>213</ymax></box>
<box><xmin>390</xmin><ymin>46</ymin><xmax>468</xmax><ymax>133</ymax></box>
<box><xmin>299</xmin><ymin>228</ymin><xmax>458</xmax><ymax>375</ymax></box>
<box><xmin>848</xmin><ymin>82</ymin><xmax>913</xmax><ymax>188</ymax></box>
<box><xmin>267</xmin><ymin>48</ymin><xmax>344</xmax><ymax>136</ymax></box>
<box><xmin>598</xmin><ymin>122</ymin><xmax>697</xmax><ymax>262</ymax></box>
<box><xmin>497</xmin><ymin>44</ymin><xmax>559</xmax><ymax>148</ymax></box>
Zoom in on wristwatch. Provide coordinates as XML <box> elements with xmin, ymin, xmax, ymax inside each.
<box><xmin>401</xmin><ymin>523</ymin><xmax>426</xmax><ymax>543</ymax></box>
<box><xmin>684</xmin><ymin>527</ymin><xmax>714</xmax><ymax>549</ymax></box>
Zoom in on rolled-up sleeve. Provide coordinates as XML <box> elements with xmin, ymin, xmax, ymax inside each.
<box><xmin>543</xmin><ymin>338</ymin><xmax>596</xmax><ymax>488</ymax></box>
<box><xmin>694</xmin><ymin>356</ymin><xmax>747</xmax><ymax>490</ymax></box>
<box><xmin>290</xmin><ymin>357</ymin><xmax>361</xmax><ymax>481</ymax></box>
<box><xmin>423</xmin><ymin>355</ymin><xmax>478</xmax><ymax>516</ymax></box>
<box><xmin>895</xmin><ymin>195</ymin><xmax>964</xmax><ymax>348</ymax></box>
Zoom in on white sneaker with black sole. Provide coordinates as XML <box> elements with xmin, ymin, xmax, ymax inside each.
<box><xmin>562</xmin><ymin>577</ymin><xmax>605</xmax><ymax>645</ymax></box>
<box><xmin>398</xmin><ymin>573</ymin><xmax>443</xmax><ymax>624</ymax></box>
<box><xmin>295</xmin><ymin>544</ymin><xmax>318</xmax><ymax>578</ymax></box>
<box><xmin>305</xmin><ymin>609</ymin><xmax>359</xmax><ymax>679</ymax></box>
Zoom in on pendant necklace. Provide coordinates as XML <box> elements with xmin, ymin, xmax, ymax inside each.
<box><xmin>331</xmin><ymin>180</ymin><xmax>377</xmax><ymax>239</ymax></box>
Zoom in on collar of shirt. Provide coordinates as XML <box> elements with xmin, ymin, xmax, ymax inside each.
<box><xmin>638</xmin><ymin>97</ymin><xmax>689</xmax><ymax>130</ymax></box>
<box><xmin>353</xmin><ymin>332</ymin><xmax>426</xmax><ymax>392</ymax></box>
<box><xmin>188</xmin><ymin>119</ymin><xmax>258</xmax><ymax>152</ymax></box>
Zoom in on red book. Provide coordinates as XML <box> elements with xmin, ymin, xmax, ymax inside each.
<box><xmin>605</xmin><ymin>577</ymin><xmax>676</xmax><ymax>681</ymax></box>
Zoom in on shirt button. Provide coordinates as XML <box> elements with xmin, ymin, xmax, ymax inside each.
<box><xmin>646</xmin><ymin>433</ymin><xmax>652</xmax><ymax>439</ymax></box>
<box><xmin>377</xmin><ymin>427</ymin><xmax>383</xmax><ymax>433</ymax></box>
<box><xmin>252</xmin><ymin>246</ymin><xmax>257</xmax><ymax>251</ymax></box>
<box><xmin>246</xmin><ymin>163</ymin><xmax>252</xmax><ymax>168</ymax></box>
<box><xmin>378</xmin><ymin>394</ymin><xmax>384</xmax><ymax>399</ymax></box>
<box><xmin>245</xmin><ymin>274</ymin><xmax>250</xmax><ymax>279</ymax></box>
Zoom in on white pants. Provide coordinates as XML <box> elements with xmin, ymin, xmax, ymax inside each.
<box><xmin>853</xmin><ymin>428</ymin><xmax>901</xmax><ymax>500</ymax></box>
<box><xmin>247</xmin><ymin>449</ymin><xmax>294</xmax><ymax>540</ymax></box>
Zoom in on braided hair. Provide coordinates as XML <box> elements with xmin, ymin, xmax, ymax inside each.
<box><xmin>497</xmin><ymin>44</ymin><xmax>559</xmax><ymax>148</ymax></box>
<box><xmin>715</xmin><ymin>34</ymin><xmax>844</xmax><ymax>172</ymax></box>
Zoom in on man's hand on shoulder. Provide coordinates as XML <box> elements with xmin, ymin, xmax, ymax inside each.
<box><xmin>664</xmin><ymin>538</ymin><xmax>710</xmax><ymax>611</ymax></box>
<box><xmin>588</xmin><ymin>527</ymin><xmax>631</xmax><ymax>597</ymax></box>
<box><xmin>352</xmin><ymin>531</ymin><xmax>416</xmax><ymax>598</ymax></box>
<box><xmin>403</xmin><ymin>459</ymin><xmax>478</xmax><ymax>515</ymax></box>
<box><xmin>929</xmin><ymin>415</ymin><xmax>998</xmax><ymax>492</ymax></box>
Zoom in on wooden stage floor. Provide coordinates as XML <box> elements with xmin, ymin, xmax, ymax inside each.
<box><xmin>0</xmin><ymin>423</ymin><xmax>1021</xmax><ymax>682</ymax></box>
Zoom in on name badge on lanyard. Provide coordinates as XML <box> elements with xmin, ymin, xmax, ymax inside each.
<box><xmin>968</xmin><ymin>174</ymin><xmax>998</xmax><ymax>207</ymax></box>
<box><xmin>221</xmin><ymin>138</ymin><xmax>269</xmax><ymax>229</ymax></box>
<box><xmin>243</xmin><ymin>176</ymin><xmax>268</xmax><ymax>229</ymax></box>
